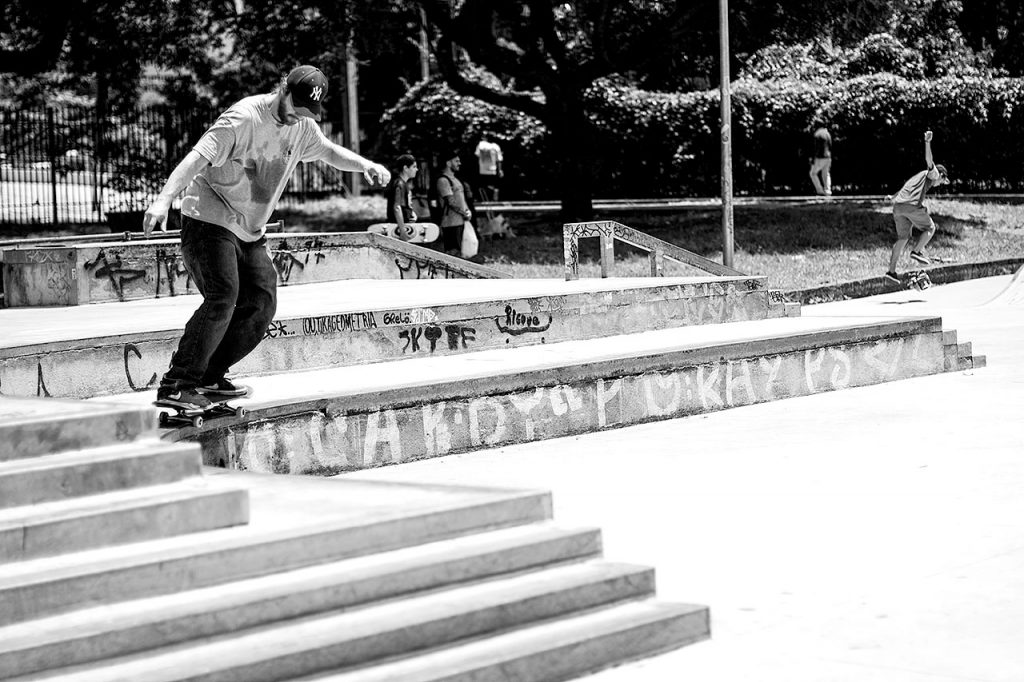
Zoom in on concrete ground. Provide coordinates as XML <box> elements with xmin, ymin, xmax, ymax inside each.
<box><xmin>343</xmin><ymin>273</ymin><xmax>1024</xmax><ymax>682</ymax></box>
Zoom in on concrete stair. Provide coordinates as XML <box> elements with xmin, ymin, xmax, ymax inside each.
<box><xmin>0</xmin><ymin>396</ymin><xmax>702</xmax><ymax>681</ymax></box>
<box><xmin>0</xmin><ymin>483</ymin><xmax>554</xmax><ymax>625</ymax></box>
<box><xmin>0</xmin><ymin>399</ymin><xmax>155</xmax><ymax>461</ymax></box>
<box><xmin>0</xmin><ymin>439</ymin><xmax>202</xmax><ymax>509</ymax></box>
<box><xmin>0</xmin><ymin>398</ymin><xmax>249</xmax><ymax>562</ymax></box>
<box><xmin>0</xmin><ymin>480</ymin><xmax>249</xmax><ymax>561</ymax></box>
<box><xmin>0</xmin><ymin>523</ymin><xmax>608</xmax><ymax>677</ymax></box>
<box><xmin>291</xmin><ymin>600</ymin><xmax>708</xmax><ymax>682</ymax></box>
<box><xmin>0</xmin><ymin>474</ymin><xmax>703</xmax><ymax>682</ymax></box>
<box><xmin>1</xmin><ymin>559</ymin><xmax>687</xmax><ymax>681</ymax></box>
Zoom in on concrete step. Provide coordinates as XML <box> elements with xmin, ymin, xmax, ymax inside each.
<box><xmin>0</xmin><ymin>439</ymin><xmax>201</xmax><ymax>509</ymax></box>
<box><xmin>11</xmin><ymin>561</ymin><xmax>657</xmax><ymax>682</ymax></box>
<box><xmin>292</xmin><ymin>599</ymin><xmax>709</xmax><ymax>682</ymax></box>
<box><xmin>0</xmin><ymin>523</ymin><xmax>601</xmax><ymax>677</ymax></box>
<box><xmin>0</xmin><ymin>486</ymin><xmax>551</xmax><ymax>625</ymax></box>
<box><xmin>134</xmin><ymin>314</ymin><xmax>949</xmax><ymax>474</ymax></box>
<box><xmin>0</xmin><ymin>480</ymin><xmax>249</xmax><ymax>563</ymax></box>
<box><xmin>1</xmin><ymin>276</ymin><xmax>773</xmax><ymax>399</ymax></box>
<box><xmin>0</xmin><ymin>397</ymin><xmax>154</xmax><ymax>461</ymax></box>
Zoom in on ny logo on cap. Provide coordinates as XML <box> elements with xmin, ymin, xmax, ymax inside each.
<box><xmin>311</xmin><ymin>86</ymin><xmax>324</xmax><ymax>102</ymax></box>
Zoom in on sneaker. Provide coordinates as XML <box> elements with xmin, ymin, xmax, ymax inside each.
<box><xmin>910</xmin><ymin>251</ymin><xmax>930</xmax><ymax>265</ymax></box>
<box><xmin>156</xmin><ymin>386</ymin><xmax>212</xmax><ymax>410</ymax></box>
<box><xmin>883</xmin><ymin>271</ymin><xmax>901</xmax><ymax>284</ymax></box>
<box><xmin>197</xmin><ymin>377</ymin><xmax>249</xmax><ymax>397</ymax></box>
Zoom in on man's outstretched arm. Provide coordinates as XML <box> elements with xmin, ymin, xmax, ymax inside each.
<box><xmin>143</xmin><ymin>150</ymin><xmax>210</xmax><ymax>236</ymax></box>
<box><xmin>318</xmin><ymin>141</ymin><xmax>391</xmax><ymax>187</ymax></box>
<box><xmin>924</xmin><ymin>130</ymin><xmax>935</xmax><ymax>170</ymax></box>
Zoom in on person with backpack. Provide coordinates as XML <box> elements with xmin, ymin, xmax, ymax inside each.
<box><xmin>436</xmin><ymin>149</ymin><xmax>473</xmax><ymax>256</ymax></box>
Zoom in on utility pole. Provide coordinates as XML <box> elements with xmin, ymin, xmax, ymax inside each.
<box><xmin>719</xmin><ymin>0</ymin><xmax>735</xmax><ymax>268</ymax></box>
<box><xmin>419</xmin><ymin>7</ymin><xmax>430</xmax><ymax>82</ymax></box>
<box><xmin>346</xmin><ymin>46</ymin><xmax>361</xmax><ymax>196</ymax></box>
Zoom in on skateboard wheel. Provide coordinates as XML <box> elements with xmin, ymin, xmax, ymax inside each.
<box><xmin>159</xmin><ymin>412</ymin><xmax>169</xmax><ymax>427</ymax></box>
<box><xmin>236</xmin><ymin>406</ymin><xmax>247</xmax><ymax>418</ymax></box>
<box><xmin>192</xmin><ymin>415</ymin><xmax>204</xmax><ymax>428</ymax></box>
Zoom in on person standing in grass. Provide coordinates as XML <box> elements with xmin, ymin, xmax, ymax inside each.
<box><xmin>142</xmin><ymin>64</ymin><xmax>391</xmax><ymax>411</ymax></box>
<box><xmin>884</xmin><ymin>130</ymin><xmax>949</xmax><ymax>284</ymax></box>
<box><xmin>809</xmin><ymin>123</ymin><xmax>832</xmax><ymax>196</ymax></box>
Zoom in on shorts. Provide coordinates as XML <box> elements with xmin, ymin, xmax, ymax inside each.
<box><xmin>892</xmin><ymin>203</ymin><xmax>935</xmax><ymax>239</ymax></box>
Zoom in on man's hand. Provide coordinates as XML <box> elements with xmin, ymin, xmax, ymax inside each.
<box><xmin>363</xmin><ymin>163</ymin><xmax>391</xmax><ymax>187</ymax></box>
<box><xmin>924</xmin><ymin>130</ymin><xmax>933</xmax><ymax>142</ymax></box>
<box><xmin>143</xmin><ymin>199</ymin><xmax>171</xmax><ymax>237</ymax></box>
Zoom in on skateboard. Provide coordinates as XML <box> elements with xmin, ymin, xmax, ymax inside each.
<box><xmin>904</xmin><ymin>270</ymin><xmax>932</xmax><ymax>291</ymax></box>
<box><xmin>155</xmin><ymin>393</ymin><xmax>249</xmax><ymax>428</ymax></box>
<box><xmin>366</xmin><ymin>222</ymin><xmax>440</xmax><ymax>244</ymax></box>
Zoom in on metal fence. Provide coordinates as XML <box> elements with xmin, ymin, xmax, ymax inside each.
<box><xmin>0</xmin><ymin>104</ymin><xmax>352</xmax><ymax>226</ymax></box>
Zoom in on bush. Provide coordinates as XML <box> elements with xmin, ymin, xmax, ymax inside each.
<box><xmin>845</xmin><ymin>33</ymin><xmax>926</xmax><ymax>79</ymax></box>
<box><xmin>379</xmin><ymin>74</ymin><xmax>1024</xmax><ymax>198</ymax></box>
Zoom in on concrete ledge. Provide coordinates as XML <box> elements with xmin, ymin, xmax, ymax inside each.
<box><xmin>0</xmin><ymin>232</ymin><xmax>507</xmax><ymax>307</ymax></box>
<box><xmin>177</xmin><ymin>316</ymin><xmax>948</xmax><ymax>475</ymax></box>
<box><xmin>789</xmin><ymin>258</ymin><xmax>1024</xmax><ymax>305</ymax></box>
<box><xmin>1</xmin><ymin>277</ymin><xmax>772</xmax><ymax>399</ymax></box>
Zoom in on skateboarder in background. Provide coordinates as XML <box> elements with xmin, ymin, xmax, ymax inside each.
<box><xmin>884</xmin><ymin>130</ymin><xmax>949</xmax><ymax>284</ymax></box>
<box><xmin>143</xmin><ymin>64</ymin><xmax>391</xmax><ymax>411</ymax></box>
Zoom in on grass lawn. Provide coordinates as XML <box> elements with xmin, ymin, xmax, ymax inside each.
<box><xmin>279</xmin><ymin>196</ymin><xmax>1024</xmax><ymax>291</ymax></box>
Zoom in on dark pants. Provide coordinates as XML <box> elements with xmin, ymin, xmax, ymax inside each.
<box><xmin>162</xmin><ymin>216</ymin><xmax>278</xmax><ymax>389</ymax></box>
<box><xmin>441</xmin><ymin>222</ymin><xmax>465</xmax><ymax>254</ymax></box>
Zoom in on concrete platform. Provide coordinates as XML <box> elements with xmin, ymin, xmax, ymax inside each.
<box><xmin>345</xmin><ymin>274</ymin><xmax>1024</xmax><ymax>682</ymax></box>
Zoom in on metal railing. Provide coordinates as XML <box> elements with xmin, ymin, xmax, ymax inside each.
<box><xmin>562</xmin><ymin>220</ymin><xmax>744</xmax><ymax>280</ymax></box>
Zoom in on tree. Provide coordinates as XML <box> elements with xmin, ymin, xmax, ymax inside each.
<box><xmin>416</xmin><ymin>0</ymin><xmax>721</xmax><ymax>220</ymax></box>
<box><xmin>0</xmin><ymin>0</ymin><xmax>80</xmax><ymax>75</ymax></box>
<box><xmin>958</xmin><ymin>0</ymin><xmax>1024</xmax><ymax>74</ymax></box>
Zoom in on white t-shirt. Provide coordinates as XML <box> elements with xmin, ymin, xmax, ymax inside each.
<box><xmin>181</xmin><ymin>94</ymin><xmax>331</xmax><ymax>241</ymax></box>
<box><xmin>475</xmin><ymin>140</ymin><xmax>503</xmax><ymax>176</ymax></box>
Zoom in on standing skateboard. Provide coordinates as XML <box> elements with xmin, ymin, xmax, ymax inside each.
<box><xmin>155</xmin><ymin>394</ymin><xmax>249</xmax><ymax>428</ymax></box>
<box><xmin>904</xmin><ymin>270</ymin><xmax>932</xmax><ymax>291</ymax></box>
<box><xmin>366</xmin><ymin>222</ymin><xmax>440</xmax><ymax>244</ymax></box>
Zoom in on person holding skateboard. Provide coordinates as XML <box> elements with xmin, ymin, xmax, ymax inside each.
<box><xmin>884</xmin><ymin>130</ymin><xmax>949</xmax><ymax>285</ymax></box>
<box><xmin>143</xmin><ymin>64</ymin><xmax>391</xmax><ymax>412</ymax></box>
<box><xmin>384</xmin><ymin>154</ymin><xmax>432</xmax><ymax>242</ymax></box>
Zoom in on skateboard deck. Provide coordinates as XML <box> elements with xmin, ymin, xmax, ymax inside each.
<box><xmin>154</xmin><ymin>392</ymin><xmax>250</xmax><ymax>428</ymax></box>
<box><xmin>366</xmin><ymin>222</ymin><xmax>440</xmax><ymax>244</ymax></box>
<box><xmin>904</xmin><ymin>270</ymin><xmax>932</xmax><ymax>291</ymax></box>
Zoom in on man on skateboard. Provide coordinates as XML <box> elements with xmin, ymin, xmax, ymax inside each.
<box><xmin>144</xmin><ymin>65</ymin><xmax>391</xmax><ymax>412</ymax></box>
<box><xmin>884</xmin><ymin>130</ymin><xmax>949</xmax><ymax>285</ymax></box>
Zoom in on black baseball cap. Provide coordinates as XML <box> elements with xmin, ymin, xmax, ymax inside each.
<box><xmin>286</xmin><ymin>65</ymin><xmax>328</xmax><ymax>121</ymax></box>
